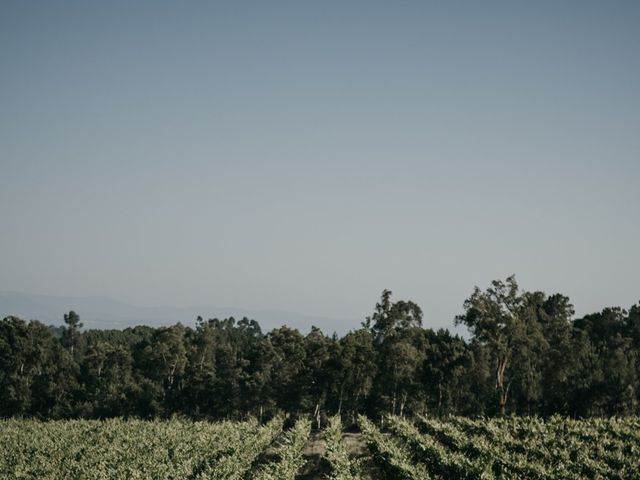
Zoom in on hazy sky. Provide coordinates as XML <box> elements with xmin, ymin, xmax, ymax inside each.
<box><xmin>1</xmin><ymin>1</ymin><xmax>639</xmax><ymax>331</ymax></box>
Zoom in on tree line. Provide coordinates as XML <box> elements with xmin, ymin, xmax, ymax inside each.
<box><xmin>1</xmin><ymin>276</ymin><xmax>638</xmax><ymax>421</ymax></box>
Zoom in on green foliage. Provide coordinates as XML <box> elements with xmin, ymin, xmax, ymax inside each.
<box><xmin>1</xmin><ymin>415</ymin><xmax>640</xmax><ymax>479</ymax></box>
<box><xmin>324</xmin><ymin>415</ymin><xmax>361</xmax><ymax>480</ymax></box>
<box><xmin>1</xmin><ymin>284</ymin><xmax>640</xmax><ymax>420</ymax></box>
<box><xmin>254</xmin><ymin>417</ymin><xmax>311</xmax><ymax>480</ymax></box>
<box><xmin>358</xmin><ymin>415</ymin><xmax>432</xmax><ymax>479</ymax></box>
<box><xmin>0</xmin><ymin>418</ymin><xmax>268</xmax><ymax>479</ymax></box>
<box><xmin>193</xmin><ymin>416</ymin><xmax>283</xmax><ymax>480</ymax></box>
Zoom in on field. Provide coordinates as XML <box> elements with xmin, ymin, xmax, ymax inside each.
<box><xmin>1</xmin><ymin>415</ymin><xmax>640</xmax><ymax>480</ymax></box>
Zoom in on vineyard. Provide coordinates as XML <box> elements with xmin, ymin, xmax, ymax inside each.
<box><xmin>1</xmin><ymin>415</ymin><xmax>640</xmax><ymax>479</ymax></box>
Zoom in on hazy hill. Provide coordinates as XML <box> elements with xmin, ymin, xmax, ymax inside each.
<box><xmin>0</xmin><ymin>291</ymin><xmax>360</xmax><ymax>334</ymax></box>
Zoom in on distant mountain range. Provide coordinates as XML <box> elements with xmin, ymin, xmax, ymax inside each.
<box><xmin>0</xmin><ymin>291</ymin><xmax>361</xmax><ymax>334</ymax></box>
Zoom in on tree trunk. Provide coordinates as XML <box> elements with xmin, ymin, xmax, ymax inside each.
<box><xmin>352</xmin><ymin>388</ymin><xmax>361</xmax><ymax>424</ymax></box>
<box><xmin>391</xmin><ymin>387</ymin><xmax>397</xmax><ymax>416</ymax></box>
<box><xmin>391</xmin><ymin>375</ymin><xmax>398</xmax><ymax>416</ymax></box>
<box><xmin>499</xmin><ymin>393</ymin><xmax>507</xmax><ymax>416</ymax></box>
<box><xmin>337</xmin><ymin>384</ymin><xmax>344</xmax><ymax>416</ymax></box>
<box><xmin>169</xmin><ymin>363</ymin><xmax>177</xmax><ymax>386</ymax></box>
<box><xmin>399</xmin><ymin>391</ymin><xmax>407</xmax><ymax>418</ymax></box>
<box><xmin>496</xmin><ymin>356</ymin><xmax>509</xmax><ymax>416</ymax></box>
<box><xmin>313</xmin><ymin>401</ymin><xmax>320</xmax><ymax>429</ymax></box>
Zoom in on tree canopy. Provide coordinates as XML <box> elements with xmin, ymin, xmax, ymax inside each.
<box><xmin>1</xmin><ymin>278</ymin><xmax>639</xmax><ymax>420</ymax></box>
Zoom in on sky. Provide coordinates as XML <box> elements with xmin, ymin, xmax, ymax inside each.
<box><xmin>1</xmin><ymin>1</ymin><xmax>639</xmax><ymax>331</ymax></box>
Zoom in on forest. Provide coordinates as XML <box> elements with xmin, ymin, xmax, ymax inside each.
<box><xmin>1</xmin><ymin>276</ymin><xmax>639</xmax><ymax>421</ymax></box>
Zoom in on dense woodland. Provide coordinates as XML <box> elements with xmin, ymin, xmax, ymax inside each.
<box><xmin>1</xmin><ymin>276</ymin><xmax>639</xmax><ymax>422</ymax></box>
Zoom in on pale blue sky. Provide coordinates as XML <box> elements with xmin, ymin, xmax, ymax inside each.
<box><xmin>1</xmin><ymin>1</ymin><xmax>639</xmax><ymax>330</ymax></box>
